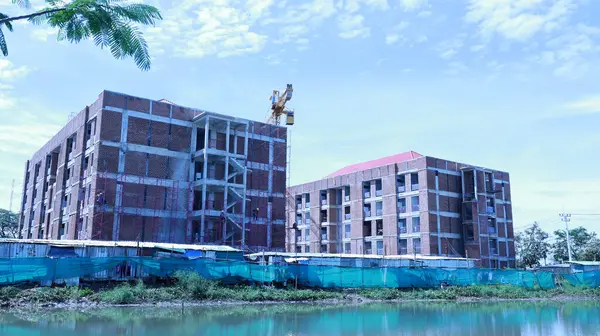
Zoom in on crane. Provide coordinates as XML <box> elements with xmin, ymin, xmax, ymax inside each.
<box><xmin>267</xmin><ymin>84</ymin><xmax>294</xmax><ymax>125</ymax></box>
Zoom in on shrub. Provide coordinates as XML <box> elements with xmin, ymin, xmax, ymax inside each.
<box><xmin>173</xmin><ymin>271</ymin><xmax>219</xmax><ymax>300</ymax></box>
<box><xmin>0</xmin><ymin>287</ymin><xmax>21</xmax><ymax>302</ymax></box>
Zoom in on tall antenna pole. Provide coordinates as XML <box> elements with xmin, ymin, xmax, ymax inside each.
<box><xmin>559</xmin><ymin>213</ymin><xmax>573</xmax><ymax>262</ymax></box>
<box><xmin>9</xmin><ymin>179</ymin><xmax>15</xmax><ymax>212</ymax></box>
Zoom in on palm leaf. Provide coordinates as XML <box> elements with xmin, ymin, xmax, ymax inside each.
<box><xmin>11</xmin><ymin>0</ymin><xmax>31</xmax><ymax>9</ymax></box>
<box><xmin>6</xmin><ymin>0</ymin><xmax>161</xmax><ymax>70</ymax></box>
<box><xmin>0</xmin><ymin>13</ymin><xmax>13</xmax><ymax>31</ymax></box>
<box><xmin>0</xmin><ymin>28</ymin><xmax>8</xmax><ymax>56</ymax></box>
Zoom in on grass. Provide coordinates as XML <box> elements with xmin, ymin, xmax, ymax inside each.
<box><xmin>0</xmin><ymin>272</ymin><xmax>599</xmax><ymax>307</ymax></box>
<box><xmin>358</xmin><ymin>284</ymin><xmax>600</xmax><ymax>301</ymax></box>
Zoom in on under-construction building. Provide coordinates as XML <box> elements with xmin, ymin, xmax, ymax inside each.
<box><xmin>286</xmin><ymin>152</ymin><xmax>516</xmax><ymax>268</ymax></box>
<box><xmin>17</xmin><ymin>90</ymin><xmax>288</xmax><ymax>251</ymax></box>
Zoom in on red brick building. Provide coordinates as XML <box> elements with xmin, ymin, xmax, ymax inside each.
<box><xmin>286</xmin><ymin>151</ymin><xmax>516</xmax><ymax>268</ymax></box>
<box><xmin>18</xmin><ymin>90</ymin><xmax>287</xmax><ymax>251</ymax></box>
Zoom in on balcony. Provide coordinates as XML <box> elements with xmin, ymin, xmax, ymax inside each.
<box><xmin>490</xmin><ymin>247</ymin><xmax>498</xmax><ymax>255</ymax></box>
<box><xmin>344</xmin><ymin>231</ymin><xmax>351</xmax><ymax>239</ymax></box>
<box><xmin>364</xmin><ymin>211</ymin><xmax>372</xmax><ymax>218</ymax></box>
<box><xmin>376</xmin><ymin>228</ymin><xmax>383</xmax><ymax>236</ymax></box>
<box><xmin>397</xmin><ymin>185</ymin><xmax>406</xmax><ymax>193</ymax></box>
<box><xmin>398</xmin><ymin>247</ymin><xmax>408</xmax><ymax>254</ymax></box>
<box><xmin>305</xmin><ymin>202</ymin><xmax>310</xmax><ymax>209</ymax></box>
<box><xmin>321</xmin><ymin>199</ymin><xmax>327</xmax><ymax>205</ymax></box>
<box><xmin>366</xmin><ymin>249</ymin><xmax>373</xmax><ymax>254</ymax></box>
<box><xmin>488</xmin><ymin>226</ymin><xmax>497</xmax><ymax>234</ymax></box>
<box><xmin>398</xmin><ymin>206</ymin><xmax>407</xmax><ymax>214</ymax></box>
<box><xmin>411</xmin><ymin>184</ymin><xmax>419</xmax><ymax>191</ymax></box>
<box><xmin>363</xmin><ymin>191</ymin><xmax>371</xmax><ymax>199</ymax></box>
<box><xmin>321</xmin><ymin>217</ymin><xmax>328</xmax><ymax>223</ymax></box>
<box><xmin>86</xmin><ymin>138</ymin><xmax>92</xmax><ymax>149</ymax></box>
<box><xmin>304</xmin><ymin>219</ymin><xmax>311</xmax><ymax>225</ymax></box>
<box><xmin>411</xmin><ymin>204</ymin><xmax>420</xmax><ymax>212</ymax></box>
<box><xmin>414</xmin><ymin>247</ymin><xmax>421</xmax><ymax>254</ymax></box>
<box><xmin>399</xmin><ymin>227</ymin><xmax>407</xmax><ymax>234</ymax></box>
<box><xmin>296</xmin><ymin>203</ymin><xmax>302</xmax><ymax>210</ymax></box>
<box><xmin>375</xmin><ymin>190</ymin><xmax>382</xmax><ymax>197</ymax></box>
<box><xmin>321</xmin><ymin>233</ymin><xmax>327</xmax><ymax>240</ymax></box>
<box><xmin>344</xmin><ymin>195</ymin><xmax>350</xmax><ymax>202</ymax></box>
<box><xmin>375</xmin><ymin>209</ymin><xmax>383</xmax><ymax>217</ymax></box>
<box><xmin>377</xmin><ymin>248</ymin><xmax>384</xmax><ymax>255</ymax></box>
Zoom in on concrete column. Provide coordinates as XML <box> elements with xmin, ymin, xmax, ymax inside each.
<box><xmin>200</xmin><ymin>117</ymin><xmax>210</xmax><ymax>243</ymax></box>
<box><xmin>241</xmin><ymin>122</ymin><xmax>249</xmax><ymax>249</ymax></box>
<box><xmin>112</xmin><ymin>101</ymin><xmax>128</xmax><ymax>241</ymax></box>
<box><xmin>223</xmin><ymin>121</ymin><xmax>230</xmax><ymax>242</ymax></box>
<box><xmin>435</xmin><ymin>174</ymin><xmax>441</xmax><ymax>255</ymax></box>
<box><xmin>267</xmin><ymin>137</ymin><xmax>274</xmax><ymax>248</ymax></box>
<box><xmin>187</xmin><ymin>123</ymin><xmax>197</xmax><ymax>243</ymax></box>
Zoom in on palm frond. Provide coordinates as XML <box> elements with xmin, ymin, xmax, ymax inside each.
<box><xmin>0</xmin><ymin>28</ymin><xmax>8</xmax><ymax>56</ymax></box>
<box><xmin>0</xmin><ymin>13</ymin><xmax>13</xmax><ymax>31</ymax></box>
<box><xmin>22</xmin><ymin>0</ymin><xmax>161</xmax><ymax>70</ymax></box>
<box><xmin>11</xmin><ymin>0</ymin><xmax>31</xmax><ymax>9</ymax></box>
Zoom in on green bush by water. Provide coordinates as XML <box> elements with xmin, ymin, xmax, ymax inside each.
<box><xmin>358</xmin><ymin>285</ymin><xmax>600</xmax><ymax>301</ymax></box>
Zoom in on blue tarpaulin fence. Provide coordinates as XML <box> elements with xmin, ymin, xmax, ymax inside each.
<box><xmin>0</xmin><ymin>256</ymin><xmax>598</xmax><ymax>289</ymax></box>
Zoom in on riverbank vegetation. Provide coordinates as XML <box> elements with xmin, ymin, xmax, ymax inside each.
<box><xmin>0</xmin><ymin>271</ymin><xmax>598</xmax><ymax>307</ymax></box>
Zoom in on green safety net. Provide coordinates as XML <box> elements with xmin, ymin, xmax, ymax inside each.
<box><xmin>0</xmin><ymin>257</ymin><xmax>587</xmax><ymax>289</ymax></box>
<box><xmin>562</xmin><ymin>271</ymin><xmax>600</xmax><ymax>287</ymax></box>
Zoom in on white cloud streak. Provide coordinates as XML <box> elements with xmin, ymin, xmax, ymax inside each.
<box><xmin>465</xmin><ymin>0</ymin><xmax>575</xmax><ymax>41</ymax></box>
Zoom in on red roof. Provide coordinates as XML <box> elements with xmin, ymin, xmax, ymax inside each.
<box><xmin>327</xmin><ymin>151</ymin><xmax>423</xmax><ymax>178</ymax></box>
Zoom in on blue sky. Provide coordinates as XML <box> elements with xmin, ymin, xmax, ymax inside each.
<box><xmin>0</xmin><ymin>0</ymin><xmax>599</xmax><ymax>236</ymax></box>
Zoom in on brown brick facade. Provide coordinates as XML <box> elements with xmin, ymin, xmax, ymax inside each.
<box><xmin>18</xmin><ymin>90</ymin><xmax>287</xmax><ymax>252</ymax></box>
<box><xmin>287</xmin><ymin>154</ymin><xmax>516</xmax><ymax>268</ymax></box>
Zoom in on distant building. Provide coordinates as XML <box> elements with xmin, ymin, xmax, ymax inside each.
<box><xmin>286</xmin><ymin>151</ymin><xmax>516</xmax><ymax>268</ymax></box>
<box><xmin>18</xmin><ymin>90</ymin><xmax>288</xmax><ymax>251</ymax></box>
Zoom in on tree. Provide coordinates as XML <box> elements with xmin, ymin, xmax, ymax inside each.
<box><xmin>0</xmin><ymin>0</ymin><xmax>162</xmax><ymax>70</ymax></box>
<box><xmin>580</xmin><ymin>237</ymin><xmax>600</xmax><ymax>261</ymax></box>
<box><xmin>0</xmin><ymin>208</ymin><xmax>19</xmax><ymax>239</ymax></box>
<box><xmin>515</xmin><ymin>222</ymin><xmax>550</xmax><ymax>268</ymax></box>
<box><xmin>552</xmin><ymin>226</ymin><xmax>595</xmax><ymax>262</ymax></box>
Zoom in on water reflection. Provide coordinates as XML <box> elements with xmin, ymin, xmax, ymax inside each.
<box><xmin>0</xmin><ymin>301</ymin><xmax>599</xmax><ymax>336</ymax></box>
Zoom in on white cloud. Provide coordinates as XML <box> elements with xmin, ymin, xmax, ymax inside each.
<box><xmin>0</xmin><ymin>92</ymin><xmax>16</xmax><ymax>110</ymax></box>
<box><xmin>385</xmin><ymin>34</ymin><xmax>400</xmax><ymax>45</ymax></box>
<box><xmin>564</xmin><ymin>96</ymin><xmax>600</xmax><ymax>113</ymax></box>
<box><xmin>398</xmin><ymin>0</ymin><xmax>427</xmax><ymax>11</ymax></box>
<box><xmin>345</xmin><ymin>0</ymin><xmax>389</xmax><ymax>12</ymax></box>
<box><xmin>436</xmin><ymin>36</ymin><xmax>465</xmax><ymax>59</ymax></box>
<box><xmin>0</xmin><ymin>123</ymin><xmax>62</xmax><ymax>155</ymax></box>
<box><xmin>385</xmin><ymin>21</ymin><xmax>409</xmax><ymax>45</ymax></box>
<box><xmin>444</xmin><ymin>62</ymin><xmax>468</xmax><ymax>76</ymax></box>
<box><xmin>276</xmin><ymin>24</ymin><xmax>310</xmax><ymax>43</ymax></box>
<box><xmin>465</xmin><ymin>0</ymin><xmax>575</xmax><ymax>41</ymax></box>
<box><xmin>338</xmin><ymin>14</ymin><xmax>370</xmax><ymax>39</ymax></box>
<box><xmin>30</xmin><ymin>27</ymin><xmax>58</xmax><ymax>42</ymax></box>
<box><xmin>417</xmin><ymin>10</ymin><xmax>432</xmax><ymax>17</ymax></box>
<box><xmin>0</xmin><ymin>60</ymin><xmax>31</xmax><ymax>81</ymax></box>
<box><xmin>146</xmin><ymin>0</ymin><xmax>274</xmax><ymax>58</ymax></box>
<box><xmin>470</xmin><ymin>44</ymin><xmax>485</xmax><ymax>52</ymax></box>
<box><xmin>530</xmin><ymin>24</ymin><xmax>600</xmax><ymax>78</ymax></box>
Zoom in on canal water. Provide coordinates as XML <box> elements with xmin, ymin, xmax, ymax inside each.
<box><xmin>0</xmin><ymin>301</ymin><xmax>599</xmax><ymax>335</ymax></box>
